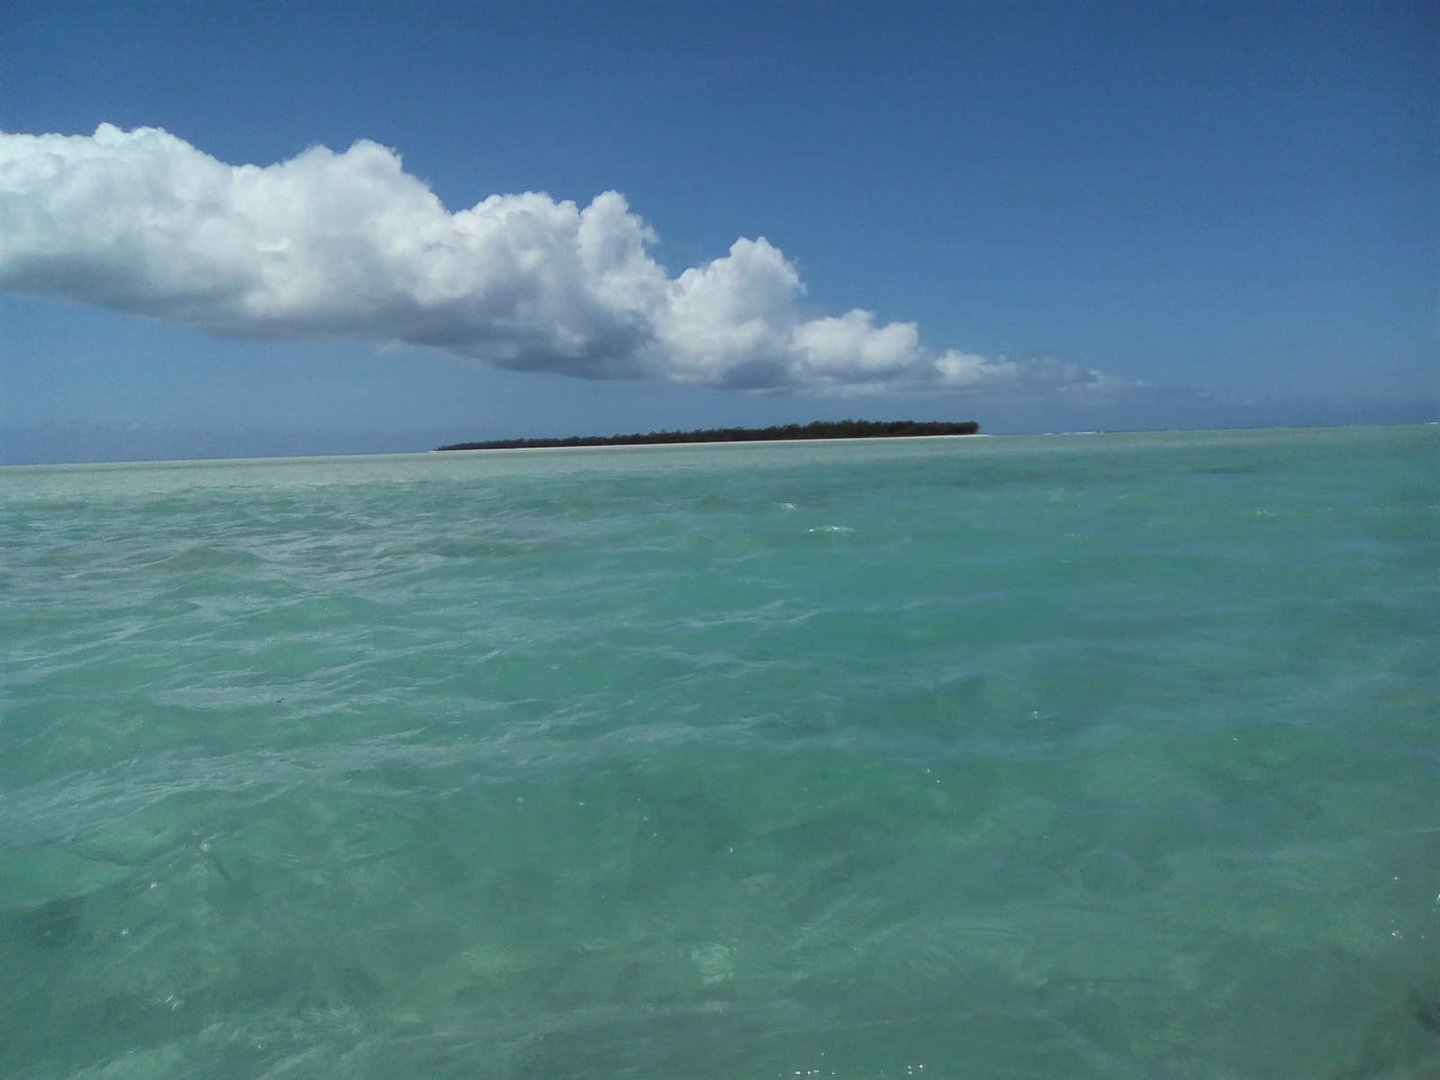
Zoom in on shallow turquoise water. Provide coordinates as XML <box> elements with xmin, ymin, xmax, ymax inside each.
<box><xmin>1</xmin><ymin>426</ymin><xmax>1436</xmax><ymax>1079</ymax></box>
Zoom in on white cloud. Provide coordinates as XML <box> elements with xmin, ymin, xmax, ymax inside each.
<box><xmin>0</xmin><ymin>124</ymin><xmax>1135</xmax><ymax>396</ymax></box>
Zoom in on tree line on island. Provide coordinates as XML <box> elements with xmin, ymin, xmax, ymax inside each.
<box><xmin>437</xmin><ymin>419</ymin><xmax>981</xmax><ymax>451</ymax></box>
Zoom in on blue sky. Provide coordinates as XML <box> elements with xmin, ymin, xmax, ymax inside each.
<box><xmin>1</xmin><ymin>0</ymin><xmax>1435</xmax><ymax>462</ymax></box>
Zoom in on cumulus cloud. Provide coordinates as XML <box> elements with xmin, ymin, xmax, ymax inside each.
<box><xmin>0</xmin><ymin>124</ymin><xmax>1131</xmax><ymax>396</ymax></box>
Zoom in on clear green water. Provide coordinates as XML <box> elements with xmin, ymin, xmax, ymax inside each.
<box><xmin>1</xmin><ymin>427</ymin><xmax>1436</xmax><ymax>1079</ymax></box>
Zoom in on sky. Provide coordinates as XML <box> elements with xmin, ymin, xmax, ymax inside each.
<box><xmin>1</xmin><ymin>0</ymin><xmax>1435</xmax><ymax>463</ymax></box>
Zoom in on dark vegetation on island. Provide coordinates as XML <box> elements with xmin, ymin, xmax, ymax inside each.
<box><xmin>437</xmin><ymin>419</ymin><xmax>981</xmax><ymax>451</ymax></box>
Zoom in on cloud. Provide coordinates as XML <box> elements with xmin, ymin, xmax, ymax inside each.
<box><xmin>0</xmin><ymin>124</ymin><xmax>1133</xmax><ymax>396</ymax></box>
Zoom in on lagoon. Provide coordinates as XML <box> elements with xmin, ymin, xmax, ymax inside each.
<box><xmin>1</xmin><ymin>425</ymin><xmax>1436</xmax><ymax>1078</ymax></box>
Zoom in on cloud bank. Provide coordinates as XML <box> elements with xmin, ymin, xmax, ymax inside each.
<box><xmin>1</xmin><ymin>125</ymin><xmax>1129</xmax><ymax>395</ymax></box>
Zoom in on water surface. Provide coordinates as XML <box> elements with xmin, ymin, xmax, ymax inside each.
<box><xmin>2</xmin><ymin>426</ymin><xmax>1436</xmax><ymax>1078</ymax></box>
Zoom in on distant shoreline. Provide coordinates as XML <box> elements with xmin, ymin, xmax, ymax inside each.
<box><xmin>436</xmin><ymin>419</ymin><xmax>980</xmax><ymax>452</ymax></box>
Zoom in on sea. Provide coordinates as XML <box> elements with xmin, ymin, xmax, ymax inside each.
<box><xmin>1</xmin><ymin>424</ymin><xmax>1436</xmax><ymax>1080</ymax></box>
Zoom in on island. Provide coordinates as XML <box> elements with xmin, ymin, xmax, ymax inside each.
<box><xmin>437</xmin><ymin>419</ymin><xmax>980</xmax><ymax>451</ymax></box>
